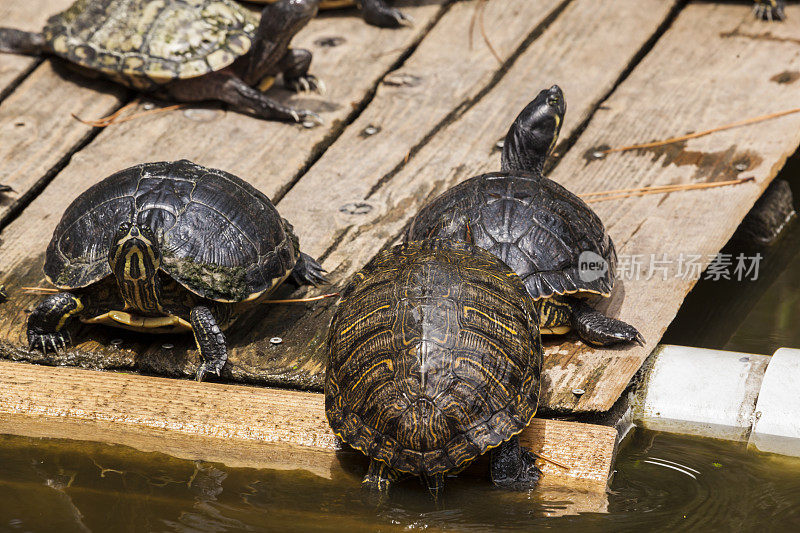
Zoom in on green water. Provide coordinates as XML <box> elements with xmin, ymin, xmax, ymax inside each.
<box><xmin>1</xmin><ymin>430</ymin><xmax>800</xmax><ymax>532</ymax></box>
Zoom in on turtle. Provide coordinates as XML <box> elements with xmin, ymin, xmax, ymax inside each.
<box><xmin>406</xmin><ymin>85</ymin><xmax>644</xmax><ymax>347</ymax></box>
<box><xmin>325</xmin><ymin>239</ymin><xmax>543</xmax><ymax>498</ymax></box>
<box><xmin>249</xmin><ymin>0</ymin><xmax>411</xmax><ymax>28</ymax></box>
<box><xmin>0</xmin><ymin>0</ymin><xmax>323</xmax><ymax>124</ymax></box>
<box><xmin>26</xmin><ymin>160</ymin><xmax>327</xmax><ymax>381</ymax></box>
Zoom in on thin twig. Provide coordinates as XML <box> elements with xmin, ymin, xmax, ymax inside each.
<box><xmin>265</xmin><ymin>293</ymin><xmax>339</xmax><ymax>304</ymax></box>
<box><xmin>73</xmin><ymin>100</ymin><xmax>184</xmax><ymax>128</ymax></box>
<box><xmin>22</xmin><ymin>287</ymin><xmax>60</xmax><ymax>293</ymax></box>
<box><xmin>579</xmin><ymin>177</ymin><xmax>753</xmax><ymax>198</ymax></box>
<box><xmin>601</xmin><ymin>107</ymin><xmax>800</xmax><ymax>155</ymax></box>
<box><xmin>478</xmin><ymin>0</ymin><xmax>503</xmax><ymax>64</ymax></box>
<box><xmin>581</xmin><ymin>177</ymin><xmax>754</xmax><ymax>204</ymax></box>
<box><xmin>532</xmin><ymin>450</ymin><xmax>570</xmax><ymax>470</ymax></box>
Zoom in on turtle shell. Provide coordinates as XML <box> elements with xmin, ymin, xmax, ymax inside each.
<box><xmin>406</xmin><ymin>172</ymin><xmax>617</xmax><ymax>301</ymax></box>
<box><xmin>325</xmin><ymin>240</ymin><xmax>542</xmax><ymax>476</ymax></box>
<box><xmin>44</xmin><ymin>160</ymin><xmax>297</xmax><ymax>302</ymax></box>
<box><xmin>42</xmin><ymin>0</ymin><xmax>257</xmax><ymax>89</ymax></box>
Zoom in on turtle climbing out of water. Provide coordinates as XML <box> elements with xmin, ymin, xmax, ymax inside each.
<box><xmin>326</xmin><ymin>240</ymin><xmax>543</xmax><ymax>498</ymax></box>
<box><xmin>0</xmin><ymin>0</ymin><xmax>323</xmax><ymax>124</ymax></box>
<box><xmin>250</xmin><ymin>0</ymin><xmax>411</xmax><ymax>28</ymax></box>
<box><xmin>407</xmin><ymin>86</ymin><xmax>644</xmax><ymax>347</ymax></box>
<box><xmin>751</xmin><ymin>0</ymin><xmax>786</xmax><ymax>21</ymax></box>
<box><xmin>26</xmin><ymin>160</ymin><xmax>327</xmax><ymax>381</ymax></box>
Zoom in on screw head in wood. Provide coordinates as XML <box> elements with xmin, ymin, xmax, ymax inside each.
<box><xmin>270</xmin><ymin>337</ymin><xmax>283</xmax><ymax>345</ymax></box>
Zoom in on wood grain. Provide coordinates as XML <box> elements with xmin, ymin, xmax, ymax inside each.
<box><xmin>0</xmin><ymin>0</ymin><xmax>75</xmax><ymax>96</ymax></box>
<box><xmin>0</xmin><ymin>360</ymin><xmax>617</xmax><ymax>488</ymax></box>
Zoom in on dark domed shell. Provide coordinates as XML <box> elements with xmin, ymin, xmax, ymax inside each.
<box><xmin>406</xmin><ymin>172</ymin><xmax>616</xmax><ymax>300</ymax></box>
<box><xmin>42</xmin><ymin>0</ymin><xmax>257</xmax><ymax>86</ymax></box>
<box><xmin>44</xmin><ymin>160</ymin><xmax>297</xmax><ymax>302</ymax></box>
<box><xmin>325</xmin><ymin>240</ymin><xmax>542</xmax><ymax>475</ymax></box>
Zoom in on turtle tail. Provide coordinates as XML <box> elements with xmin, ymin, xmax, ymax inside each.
<box><xmin>0</xmin><ymin>28</ymin><xmax>46</xmax><ymax>56</ymax></box>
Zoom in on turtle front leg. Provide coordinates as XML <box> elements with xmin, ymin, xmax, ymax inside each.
<box><xmin>753</xmin><ymin>0</ymin><xmax>785</xmax><ymax>21</ymax></box>
<box><xmin>279</xmin><ymin>49</ymin><xmax>324</xmax><ymax>94</ymax></box>
<box><xmin>27</xmin><ymin>293</ymin><xmax>84</xmax><ymax>354</ymax></box>
<box><xmin>569</xmin><ymin>298</ymin><xmax>644</xmax><ymax>347</ymax></box>
<box><xmin>359</xmin><ymin>0</ymin><xmax>413</xmax><ymax>28</ymax></box>
<box><xmin>490</xmin><ymin>436</ymin><xmax>542</xmax><ymax>490</ymax></box>
<box><xmin>290</xmin><ymin>253</ymin><xmax>328</xmax><ymax>286</ymax></box>
<box><xmin>167</xmin><ymin>73</ymin><xmax>321</xmax><ymax>125</ymax></box>
<box><xmin>190</xmin><ymin>305</ymin><xmax>228</xmax><ymax>382</ymax></box>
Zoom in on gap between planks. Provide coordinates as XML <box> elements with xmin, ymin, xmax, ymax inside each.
<box><xmin>0</xmin><ymin>360</ymin><xmax>617</xmax><ymax>493</ymax></box>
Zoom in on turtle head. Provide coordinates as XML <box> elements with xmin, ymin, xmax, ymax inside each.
<box><xmin>109</xmin><ymin>222</ymin><xmax>163</xmax><ymax>314</ymax></box>
<box><xmin>501</xmin><ymin>85</ymin><xmax>566</xmax><ymax>175</ymax></box>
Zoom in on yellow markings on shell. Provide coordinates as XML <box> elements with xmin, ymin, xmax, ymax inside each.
<box><xmin>462</xmin><ymin>306</ymin><xmax>517</xmax><ymax>335</ymax></box>
<box><xmin>541</xmin><ymin>326</ymin><xmax>571</xmax><ymax>335</ymax></box>
<box><xmin>226</xmin><ymin>34</ymin><xmax>252</xmax><ymax>56</ymax></box>
<box><xmin>83</xmin><ymin>311</ymin><xmax>192</xmax><ymax>334</ymax></box>
<box><xmin>56</xmin><ymin>297</ymin><xmax>84</xmax><ymax>332</ymax></box>
<box><xmin>205</xmin><ymin>48</ymin><xmax>235</xmax><ymax>71</ymax></box>
<box><xmin>339</xmin><ymin>305</ymin><xmax>391</xmax><ymax>336</ymax></box>
<box><xmin>350</xmin><ymin>359</ymin><xmax>394</xmax><ymax>392</ymax></box>
<box><xmin>454</xmin><ymin>356</ymin><xmax>510</xmax><ymax>400</ymax></box>
<box><xmin>179</xmin><ymin>59</ymin><xmax>211</xmax><ymax>78</ymax></box>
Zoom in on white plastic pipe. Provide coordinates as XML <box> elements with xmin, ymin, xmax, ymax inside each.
<box><xmin>630</xmin><ymin>345</ymin><xmax>800</xmax><ymax>457</ymax></box>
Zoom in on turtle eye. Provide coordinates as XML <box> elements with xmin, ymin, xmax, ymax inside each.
<box><xmin>547</xmin><ymin>95</ymin><xmax>559</xmax><ymax>107</ymax></box>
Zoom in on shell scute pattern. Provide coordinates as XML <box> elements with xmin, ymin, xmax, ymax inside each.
<box><xmin>43</xmin><ymin>0</ymin><xmax>257</xmax><ymax>86</ymax></box>
<box><xmin>326</xmin><ymin>240</ymin><xmax>542</xmax><ymax>475</ymax></box>
<box><xmin>408</xmin><ymin>172</ymin><xmax>616</xmax><ymax>300</ymax></box>
<box><xmin>45</xmin><ymin>160</ymin><xmax>296</xmax><ymax>302</ymax></box>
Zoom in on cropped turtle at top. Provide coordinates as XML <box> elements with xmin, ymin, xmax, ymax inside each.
<box><xmin>249</xmin><ymin>0</ymin><xmax>411</xmax><ymax>28</ymax></box>
<box><xmin>751</xmin><ymin>0</ymin><xmax>786</xmax><ymax>20</ymax></box>
<box><xmin>407</xmin><ymin>86</ymin><xmax>643</xmax><ymax>347</ymax></box>
<box><xmin>325</xmin><ymin>240</ymin><xmax>543</xmax><ymax>498</ymax></box>
<box><xmin>26</xmin><ymin>160</ymin><xmax>327</xmax><ymax>381</ymax></box>
<box><xmin>0</xmin><ymin>0</ymin><xmax>323</xmax><ymax>124</ymax></box>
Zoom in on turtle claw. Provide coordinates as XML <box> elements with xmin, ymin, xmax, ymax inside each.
<box><xmin>28</xmin><ymin>331</ymin><xmax>71</xmax><ymax>356</ymax></box>
<box><xmin>297</xmin><ymin>110</ymin><xmax>323</xmax><ymax>128</ymax></box>
<box><xmin>287</xmin><ymin>75</ymin><xmax>324</xmax><ymax>95</ymax></box>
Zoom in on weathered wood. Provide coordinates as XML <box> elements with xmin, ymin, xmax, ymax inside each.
<box><xmin>0</xmin><ymin>63</ymin><xmax>125</xmax><ymax>222</ymax></box>
<box><xmin>0</xmin><ymin>360</ymin><xmax>617</xmax><ymax>489</ymax></box>
<box><xmin>0</xmin><ymin>0</ymin><xmax>74</xmax><ymax>97</ymax></box>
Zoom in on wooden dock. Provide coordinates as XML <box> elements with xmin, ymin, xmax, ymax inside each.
<box><xmin>0</xmin><ymin>0</ymin><xmax>799</xmax><ymax>487</ymax></box>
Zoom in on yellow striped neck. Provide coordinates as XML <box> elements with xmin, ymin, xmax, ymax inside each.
<box><xmin>109</xmin><ymin>224</ymin><xmax>164</xmax><ymax>315</ymax></box>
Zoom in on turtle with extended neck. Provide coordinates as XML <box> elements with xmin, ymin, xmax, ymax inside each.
<box><xmin>407</xmin><ymin>86</ymin><xmax>643</xmax><ymax>347</ymax></box>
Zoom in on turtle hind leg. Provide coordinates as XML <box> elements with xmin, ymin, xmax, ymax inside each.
<box><xmin>424</xmin><ymin>473</ymin><xmax>446</xmax><ymax>502</ymax></box>
<box><xmin>569</xmin><ymin>298</ymin><xmax>644</xmax><ymax>347</ymax></box>
<box><xmin>0</xmin><ymin>29</ymin><xmax>46</xmax><ymax>55</ymax></box>
<box><xmin>753</xmin><ymin>1</ymin><xmax>785</xmax><ymax>21</ymax></box>
<box><xmin>360</xmin><ymin>0</ymin><xmax>413</xmax><ymax>28</ymax></box>
<box><xmin>290</xmin><ymin>253</ymin><xmax>328</xmax><ymax>287</ymax></box>
<box><xmin>490</xmin><ymin>436</ymin><xmax>542</xmax><ymax>490</ymax></box>
<box><xmin>27</xmin><ymin>293</ymin><xmax>84</xmax><ymax>355</ymax></box>
<box><xmin>362</xmin><ymin>458</ymin><xmax>402</xmax><ymax>494</ymax></box>
<box><xmin>165</xmin><ymin>73</ymin><xmax>321</xmax><ymax>125</ymax></box>
<box><xmin>190</xmin><ymin>305</ymin><xmax>228</xmax><ymax>382</ymax></box>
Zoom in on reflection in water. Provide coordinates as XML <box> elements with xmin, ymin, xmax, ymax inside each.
<box><xmin>2</xmin><ymin>430</ymin><xmax>800</xmax><ymax>532</ymax></box>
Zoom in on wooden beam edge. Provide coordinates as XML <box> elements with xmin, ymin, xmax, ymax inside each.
<box><xmin>0</xmin><ymin>361</ymin><xmax>616</xmax><ymax>490</ymax></box>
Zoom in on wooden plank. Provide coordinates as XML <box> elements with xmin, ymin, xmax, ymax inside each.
<box><xmin>0</xmin><ymin>360</ymin><xmax>617</xmax><ymax>490</ymax></box>
<box><xmin>0</xmin><ymin>0</ymin><xmax>74</xmax><ymax>96</ymax></box>
<box><xmin>0</xmin><ymin>64</ymin><xmax>125</xmax><ymax>222</ymax></box>
<box><xmin>0</xmin><ymin>0</ymin><xmax>563</xmax><ymax>376</ymax></box>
